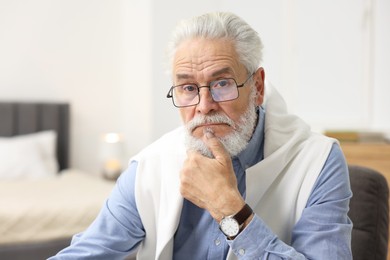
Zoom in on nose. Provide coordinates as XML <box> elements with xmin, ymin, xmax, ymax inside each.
<box><xmin>196</xmin><ymin>88</ymin><xmax>218</xmax><ymax>115</ymax></box>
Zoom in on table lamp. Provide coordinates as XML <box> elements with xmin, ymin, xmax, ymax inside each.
<box><xmin>100</xmin><ymin>132</ymin><xmax>124</xmax><ymax>180</ymax></box>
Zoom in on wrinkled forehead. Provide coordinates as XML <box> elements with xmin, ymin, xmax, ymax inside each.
<box><xmin>172</xmin><ymin>37</ymin><xmax>246</xmax><ymax>82</ymax></box>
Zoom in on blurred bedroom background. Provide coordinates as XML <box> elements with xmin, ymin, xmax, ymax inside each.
<box><xmin>1</xmin><ymin>0</ymin><xmax>389</xmax><ymax>174</ymax></box>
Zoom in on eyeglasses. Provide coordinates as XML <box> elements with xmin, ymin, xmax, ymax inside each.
<box><xmin>166</xmin><ymin>73</ymin><xmax>254</xmax><ymax>108</ymax></box>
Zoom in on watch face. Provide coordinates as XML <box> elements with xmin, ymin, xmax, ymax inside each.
<box><xmin>220</xmin><ymin>217</ymin><xmax>240</xmax><ymax>237</ymax></box>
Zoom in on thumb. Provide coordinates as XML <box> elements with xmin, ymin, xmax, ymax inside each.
<box><xmin>203</xmin><ymin>129</ymin><xmax>230</xmax><ymax>161</ymax></box>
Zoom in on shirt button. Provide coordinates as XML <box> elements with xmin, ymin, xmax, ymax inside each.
<box><xmin>238</xmin><ymin>248</ymin><xmax>245</xmax><ymax>256</ymax></box>
<box><xmin>214</xmin><ymin>239</ymin><xmax>221</xmax><ymax>246</ymax></box>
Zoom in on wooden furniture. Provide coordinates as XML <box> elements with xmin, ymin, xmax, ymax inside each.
<box><xmin>341</xmin><ymin>142</ymin><xmax>390</xmax><ymax>184</ymax></box>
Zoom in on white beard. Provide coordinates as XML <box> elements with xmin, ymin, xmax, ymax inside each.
<box><xmin>184</xmin><ymin>89</ymin><xmax>258</xmax><ymax>158</ymax></box>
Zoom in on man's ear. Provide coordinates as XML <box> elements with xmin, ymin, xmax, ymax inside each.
<box><xmin>254</xmin><ymin>67</ymin><xmax>265</xmax><ymax>106</ymax></box>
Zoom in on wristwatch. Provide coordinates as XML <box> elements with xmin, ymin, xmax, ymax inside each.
<box><xmin>219</xmin><ymin>203</ymin><xmax>253</xmax><ymax>239</ymax></box>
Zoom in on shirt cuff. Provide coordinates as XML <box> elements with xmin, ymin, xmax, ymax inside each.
<box><xmin>226</xmin><ymin>215</ymin><xmax>307</xmax><ymax>259</ymax></box>
<box><xmin>226</xmin><ymin>214</ymin><xmax>275</xmax><ymax>259</ymax></box>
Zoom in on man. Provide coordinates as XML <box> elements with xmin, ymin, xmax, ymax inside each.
<box><xmin>51</xmin><ymin>12</ymin><xmax>352</xmax><ymax>259</ymax></box>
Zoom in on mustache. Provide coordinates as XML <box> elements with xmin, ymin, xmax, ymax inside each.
<box><xmin>186</xmin><ymin>113</ymin><xmax>235</xmax><ymax>132</ymax></box>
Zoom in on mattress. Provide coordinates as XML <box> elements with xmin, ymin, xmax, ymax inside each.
<box><xmin>0</xmin><ymin>169</ymin><xmax>115</xmax><ymax>245</ymax></box>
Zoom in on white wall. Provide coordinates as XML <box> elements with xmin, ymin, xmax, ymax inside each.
<box><xmin>373</xmin><ymin>0</ymin><xmax>390</xmax><ymax>130</ymax></box>
<box><xmin>0</xmin><ymin>0</ymin><xmax>153</xmax><ymax>174</ymax></box>
<box><xmin>0</xmin><ymin>0</ymin><xmax>388</xmax><ymax>173</ymax></box>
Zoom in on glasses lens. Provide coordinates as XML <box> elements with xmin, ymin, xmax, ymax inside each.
<box><xmin>173</xmin><ymin>84</ymin><xmax>199</xmax><ymax>107</ymax></box>
<box><xmin>210</xmin><ymin>79</ymin><xmax>238</xmax><ymax>102</ymax></box>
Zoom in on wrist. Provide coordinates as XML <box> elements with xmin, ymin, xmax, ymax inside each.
<box><xmin>211</xmin><ymin>191</ymin><xmax>246</xmax><ymax>222</ymax></box>
<box><xmin>219</xmin><ymin>203</ymin><xmax>253</xmax><ymax>239</ymax></box>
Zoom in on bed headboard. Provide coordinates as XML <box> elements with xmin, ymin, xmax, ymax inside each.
<box><xmin>0</xmin><ymin>102</ymin><xmax>70</xmax><ymax>171</ymax></box>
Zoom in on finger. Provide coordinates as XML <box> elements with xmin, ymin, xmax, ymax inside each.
<box><xmin>186</xmin><ymin>148</ymin><xmax>196</xmax><ymax>157</ymax></box>
<box><xmin>203</xmin><ymin>129</ymin><xmax>230</xmax><ymax>161</ymax></box>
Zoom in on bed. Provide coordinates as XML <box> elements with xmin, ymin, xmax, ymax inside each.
<box><xmin>0</xmin><ymin>102</ymin><xmax>116</xmax><ymax>259</ymax></box>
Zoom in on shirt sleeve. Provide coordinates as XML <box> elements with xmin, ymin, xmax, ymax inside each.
<box><xmin>227</xmin><ymin>143</ymin><xmax>353</xmax><ymax>259</ymax></box>
<box><xmin>48</xmin><ymin>161</ymin><xmax>144</xmax><ymax>260</ymax></box>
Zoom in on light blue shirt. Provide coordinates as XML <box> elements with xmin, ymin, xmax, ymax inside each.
<box><xmin>51</xmin><ymin>107</ymin><xmax>352</xmax><ymax>259</ymax></box>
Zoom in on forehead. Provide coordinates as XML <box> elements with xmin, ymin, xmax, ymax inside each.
<box><xmin>172</xmin><ymin>37</ymin><xmax>245</xmax><ymax>80</ymax></box>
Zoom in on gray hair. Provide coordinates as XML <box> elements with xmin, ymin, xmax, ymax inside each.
<box><xmin>166</xmin><ymin>12</ymin><xmax>264</xmax><ymax>75</ymax></box>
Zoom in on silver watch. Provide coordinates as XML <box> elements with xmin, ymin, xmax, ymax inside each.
<box><xmin>219</xmin><ymin>204</ymin><xmax>253</xmax><ymax>238</ymax></box>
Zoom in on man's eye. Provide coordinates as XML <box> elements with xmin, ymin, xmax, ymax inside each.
<box><xmin>214</xmin><ymin>79</ymin><xmax>230</xmax><ymax>88</ymax></box>
<box><xmin>182</xmin><ymin>85</ymin><xmax>197</xmax><ymax>92</ymax></box>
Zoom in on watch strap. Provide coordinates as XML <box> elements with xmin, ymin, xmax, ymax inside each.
<box><xmin>234</xmin><ymin>203</ymin><xmax>253</xmax><ymax>226</ymax></box>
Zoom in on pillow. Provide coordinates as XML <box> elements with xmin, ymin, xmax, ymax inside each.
<box><xmin>0</xmin><ymin>130</ymin><xmax>59</xmax><ymax>180</ymax></box>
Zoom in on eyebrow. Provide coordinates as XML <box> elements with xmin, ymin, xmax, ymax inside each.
<box><xmin>211</xmin><ymin>67</ymin><xmax>234</xmax><ymax>77</ymax></box>
<box><xmin>175</xmin><ymin>73</ymin><xmax>192</xmax><ymax>80</ymax></box>
<box><xmin>175</xmin><ymin>67</ymin><xmax>234</xmax><ymax>81</ymax></box>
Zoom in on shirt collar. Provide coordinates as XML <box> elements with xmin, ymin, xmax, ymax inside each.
<box><xmin>235</xmin><ymin>106</ymin><xmax>265</xmax><ymax>170</ymax></box>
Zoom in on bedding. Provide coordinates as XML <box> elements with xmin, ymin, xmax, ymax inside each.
<box><xmin>0</xmin><ymin>130</ymin><xmax>58</xmax><ymax>180</ymax></box>
<box><xmin>0</xmin><ymin>102</ymin><xmax>119</xmax><ymax>258</ymax></box>
<box><xmin>0</xmin><ymin>102</ymin><xmax>70</xmax><ymax>171</ymax></box>
<box><xmin>0</xmin><ymin>169</ymin><xmax>115</xmax><ymax>245</ymax></box>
